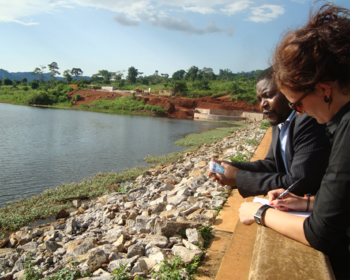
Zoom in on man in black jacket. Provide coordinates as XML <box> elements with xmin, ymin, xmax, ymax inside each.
<box><xmin>210</xmin><ymin>67</ymin><xmax>330</xmax><ymax>197</ymax></box>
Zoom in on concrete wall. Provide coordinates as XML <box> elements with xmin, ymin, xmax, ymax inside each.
<box><xmin>159</xmin><ymin>90</ymin><xmax>173</xmax><ymax>96</ymax></box>
<box><xmin>194</xmin><ymin>108</ymin><xmax>264</xmax><ymax>122</ymax></box>
<box><xmin>101</xmin><ymin>86</ymin><xmax>115</xmax><ymax>91</ymax></box>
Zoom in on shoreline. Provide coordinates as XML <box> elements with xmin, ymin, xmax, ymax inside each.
<box><xmin>0</xmin><ymin>119</ymin><xmax>255</xmax><ymax>237</ymax></box>
<box><xmin>0</xmin><ymin>120</ymin><xmax>269</xmax><ymax>279</ymax></box>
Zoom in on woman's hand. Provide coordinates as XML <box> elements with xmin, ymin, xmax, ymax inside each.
<box><xmin>239</xmin><ymin>202</ymin><xmax>263</xmax><ymax>225</ymax></box>
<box><xmin>268</xmin><ymin>188</ymin><xmax>309</xmax><ymax>212</ymax></box>
<box><xmin>208</xmin><ymin>157</ymin><xmax>238</xmax><ymax>187</ymax></box>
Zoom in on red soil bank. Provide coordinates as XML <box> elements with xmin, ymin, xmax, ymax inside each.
<box><xmin>68</xmin><ymin>90</ymin><xmax>260</xmax><ymax>119</ymax></box>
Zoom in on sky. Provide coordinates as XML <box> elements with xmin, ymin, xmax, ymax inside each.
<box><xmin>1</xmin><ymin>0</ymin><xmax>350</xmax><ymax>78</ymax></box>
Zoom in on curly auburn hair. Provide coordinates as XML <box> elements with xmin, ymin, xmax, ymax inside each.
<box><xmin>273</xmin><ymin>2</ymin><xmax>350</xmax><ymax>93</ymax></box>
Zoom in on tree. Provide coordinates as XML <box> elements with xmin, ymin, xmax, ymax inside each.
<box><xmin>172</xmin><ymin>70</ymin><xmax>186</xmax><ymax>81</ymax></box>
<box><xmin>171</xmin><ymin>81</ymin><xmax>188</xmax><ymax>94</ymax></box>
<box><xmin>12</xmin><ymin>79</ymin><xmax>20</xmax><ymax>87</ymax></box>
<box><xmin>48</xmin><ymin>62</ymin><xmax>60</xmax><ymax>80</ymax></box>
<box><xmin>31</xmin><ymin>65</ymin><xmax>46</xmax><ymax>83</ymax></box>
<box><xmin>202</xmin><ymin>67</ymin><xmax>216</xmax><ymax>80</ymax></box>
<box><xmin>2</xmin><ymin>77</ymin><xmax>12</xmax><ymax>85</ymax></box>
<box><xmin>184</xmin><ymin>66</ymin><xmax>199</xmax><ymax>82</ymax></box>
<box><xmin>127</xmin><ymin>66</ymin><xmax>138</xmax><ymax>84</ymax></box>
<box><xmin>219</xmin><ymin>68</ymin><xmax>233</xmax><ymax>81</ymax></box>
<box><xmin>21</xmin><ymin>78</ymin><xmax>27</xmax><ymax>84</ymax></box>
<box><xmin>96</xmin><ymin>70</ymin><xmax>114</xmax><ymax>84</ymax></box>
<box><xmin>63</xmin><ymin>70</ymin><xmax>72</xmax><ymax>83</ymax></box>
<box><xmin>71</xmin><ymin>68</ymin><xmax>83</xmax><ymax>79</ymax></box>
<box><xmin>31</xmin><ymin>80</ymin><xmax>39</xmax><ymax>89</ymax></box>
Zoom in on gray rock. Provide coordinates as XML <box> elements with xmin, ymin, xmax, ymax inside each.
<box><xmin>130</xmin><ymin>259</ymin><xmax>148</xmax><ymax>275</ymax></box>
<box><xmin>149</xmin><ymin>195</ymin><xmax>167</xmax><ymax>206</ymax></box>
<box><xmin>18</xmin><ymin>241</ymin><xmax>39</xmax><ymax>254</ymax></box>
<box><xmin>107</xmin><ymin>255</ymin><xmax>139</xmax><ymax>272</ymax></box>
<box><xmin>78</xmin><ymin>248</ymin><xmax>108</xmax><ymax>273</ymax></box>
<box><xmin>0</xmin><ymin>273</ymin><xmax>13</xmax><ymax>280</ymax></box>
<box><xmin>126</xmin><ymin>243</ymin><xmax>145</xmax><ymax>258</ymax></box>
<box><xmin>168</xmin><ymin>195</ymin><xmax>188</xmax><ymax>206</ymax></box>
<box><xmin>171</xmin><ymin>245</ymin><xmax>203</xmax><ymax>263</ymax></box>
<box><xmin>186</xmin><ymin>228</ymin><xmax>204</xmax><ymax>246</ymax></box>
<box><xmin>65</xmin><ymin>218</ymin><xmax>77</xmax><ymax>235</ymax></box>
<box><xmin>142</xmin><ymin>235</ymin><xmax>168</xmax><ymax>249</ymax></box>
<box><xmin>153</xmin><ymin>221</ymin><xmax>192</xmax><ymax>237</ymax></box>
<box><xmin>45</xmin><ymin>241</ymin><xmax>60</xmax><ymax>254</ymax></box>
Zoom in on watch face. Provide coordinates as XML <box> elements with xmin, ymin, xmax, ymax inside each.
<box><xmin>254</xmin><ymin>215</ymin><xmax>261</xmax><ymax>225</ymax></box>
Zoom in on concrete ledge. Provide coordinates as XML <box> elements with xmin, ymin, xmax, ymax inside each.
<box><xmin>249</xmin><ymin>226</ymin><xmax>335</xmax><ymax>280</ymax></box>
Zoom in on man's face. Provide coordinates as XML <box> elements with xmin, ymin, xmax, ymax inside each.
<box><xmin>256</xmin><ymin>78</ymin><xmax>292</xmax><ymax>126</ymax></box>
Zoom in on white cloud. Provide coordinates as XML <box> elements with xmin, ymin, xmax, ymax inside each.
<box><xmin>182</xmin><ymin>6</ymin><xmax>216</xmax><ymax>15</ymax></box>
<box><xmin>114</xmin><ymin>13</ymin><xmax>140</xmax><ymax>26</ymax></box>
<box><xmin>247</xmin><ymin>4</ymin><xmax>284</xmax><ymax>22</ymax></box>
<box><xmin>221</xmin><ymin>0</ymin><xmax>252</xmax><ymax>15</ymax></box>
<box><xmin>0</xmin><ymin>0</ymin><xmax>74</xmax><ymax>25</ymax></box>
<box><xmin>0</xmin><ymin>0</ymin><xmax>284</xmax><ymax>33</ymax></box>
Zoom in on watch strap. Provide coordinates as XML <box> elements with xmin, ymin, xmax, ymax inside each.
<box><xmin>254</xmin><ymin>205</ymin><xmax>273</xmax><ymax>226</ymax></box>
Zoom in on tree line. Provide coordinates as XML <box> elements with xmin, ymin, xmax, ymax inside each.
<box><xmin>0</xmin><ymin>62</ymin><xmax>262</xmax><ymax>104</ymax></box>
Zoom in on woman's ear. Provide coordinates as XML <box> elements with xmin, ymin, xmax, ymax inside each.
<box><xmin>315</xmin><ymin>83</ymin><xmax>332</xmax><ymax>99</ymax></box>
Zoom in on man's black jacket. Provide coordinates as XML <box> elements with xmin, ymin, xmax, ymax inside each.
<box><xmin>231</xmin><ymin>113</ymin><xmax>331</xmax><ymax>197</ymax></box>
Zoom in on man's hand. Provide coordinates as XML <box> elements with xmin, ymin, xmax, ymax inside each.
<box><xmin>208</xmin><ymin>157</ymin><xmax>238</xmax><ymax>186</ymax></box>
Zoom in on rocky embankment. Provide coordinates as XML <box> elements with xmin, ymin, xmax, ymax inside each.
<box><xmin>0</xmin><ymin>121</ymin><xmax>267</xmax><ymax>280</ymax></box>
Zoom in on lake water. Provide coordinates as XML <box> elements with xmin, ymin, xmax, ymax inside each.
<box><xmin>0</xmin><ymin>103</ymin><xmax>228</xmax><ymax>208</ymax></box>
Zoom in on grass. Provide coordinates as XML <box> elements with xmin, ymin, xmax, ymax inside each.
<box><xmin>230</xmin><ymin>153</ymin><xmax>249</xmax><ymax>163</ymax></box>
<box><xmin>145</xmin><ymin>148</ymin><xmax>195</xmax><ymax>166</ymax></box>
<box><xmin>245</xmin><ymin>139</ymin><xmax>259</xmax><ymax>146</ymax></box>
<box><xmin>0</xmin><ymin>166</ymin><xmax>146</xmax><ymax>238</ymax></box>
<box><xmin>260</xmin><ymin>121</ymin><xmax>271</xmax><ymax>129</ymax></box>
<box><xmin>174</xmin><ymin>124</ymin><xmax>248</xmax><ymax>147</ymax></box>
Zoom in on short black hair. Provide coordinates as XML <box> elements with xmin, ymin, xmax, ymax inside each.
<box><xmin>257</xmin><ymin>66</ymin><xmax>274</xmax><ymax>83</ymax></box>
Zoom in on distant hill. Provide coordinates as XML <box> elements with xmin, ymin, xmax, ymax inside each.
<box><xmin>0</xmin><ymin>69</ymin><xmax>91</xmax><ymax>82</ymax></box>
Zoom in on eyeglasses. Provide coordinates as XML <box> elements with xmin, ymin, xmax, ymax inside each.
<box><xmin>288</xmin><ymin>91</ymin><xmax>310</xmax><ymax>113</ymax></box>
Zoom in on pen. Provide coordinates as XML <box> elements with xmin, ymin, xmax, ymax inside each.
<box><xmin>277</xmin><ymin>178</ymin><xmax>302</xmax><ymax>199</ymax></box>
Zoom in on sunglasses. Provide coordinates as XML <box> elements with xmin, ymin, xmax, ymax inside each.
<box><xmin>288</xmin><ymin>91</ymin><xmax>309</xmax><ymax>113</ymax></box>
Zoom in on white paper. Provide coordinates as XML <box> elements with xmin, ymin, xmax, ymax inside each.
<box><xmin>253</xmin><ymin>197</ymin><xmax>312</xmax><ymax>217</ymax></box>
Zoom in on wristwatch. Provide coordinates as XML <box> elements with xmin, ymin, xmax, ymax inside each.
<box><xmin>254</xmin><ymin>205</ymin><xmax>273</xmax><ymax>226</ymax></box>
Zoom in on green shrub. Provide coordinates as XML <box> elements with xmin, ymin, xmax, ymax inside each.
<box><xmin>31</xmin><ymin>82</ymin><xmax>39</xmax><ymax>89</ymax></box>
<box><xmin>72</xmin><ymin>94</ymin><xmax>81</xmax><ymax>101</ymax></box>
<box><xmin>58</xmin><ymin>95</ymin><xmax>68</xmax><ymax>102</ymax></box>
<box><xmin>26</xmin><ymin>91</ymin><xmax>54</xmax><ymax>105</ymax></box>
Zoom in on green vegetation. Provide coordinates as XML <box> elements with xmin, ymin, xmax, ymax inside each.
<box><xmin>151</xmin><ymin>255</ymin><xmax>201</xmax><ymax>280</ymax></box>
<box><xmin>145</xmin><ymin>149</ymin><xmax>194</xmax><ymax>166</ymax></box>
<box><xmin>21</xmin><ymin>256</ymin><xmax>87</xmax><ymax>280</ymax></box>
<box><xmin>1</xmin><ymin>65</ymin><xmax>261</xmax><ymax>109</ymax></box>
<box><xmin>230</xmin><ymin>153</ymin><xmax>250</xmax><ymax>163</ymax></box>
<box><xmin>0</xmin><ymin>166</ymin><xmax>146</xmax><ymax>238</ymax></box>
<box><xmin>86</xmin><ymin>96</ymin><xmax>166</xmax><ymax>114</ymax></box>
<box><xmin>260</xmin><ymin>121</ymin><xmax>271</xmax><ymax>129</ymax></box>
<box><xmin>246</xmin><ymin>139</ymin><xmax>259</xmax><ymax>146</ymax></box>
<box><xmin>198</xmin><ymin>226</ymin><xmax>215</xmax><ymax>249</ymax></box>
<box><xmin>174</xmin><ymin>124</ymin><xmax>247</xmax><ymax>148</ymax></box>
<box><xmin>112</xmin><ymin>263</ymin><xmax>130</xmax><ymax>280</ymax></box>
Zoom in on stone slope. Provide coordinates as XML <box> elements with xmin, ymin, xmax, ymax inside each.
<box><xmin>0</xmin><ymin>121</ymin><xmax>268</xmax><ymax>280</ymax></box>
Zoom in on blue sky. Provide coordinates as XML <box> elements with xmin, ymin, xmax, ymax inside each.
<box><xmin>1</xmin><ymin>0</ymin><xmax>349</xmax><ymax>78</ymax></box>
